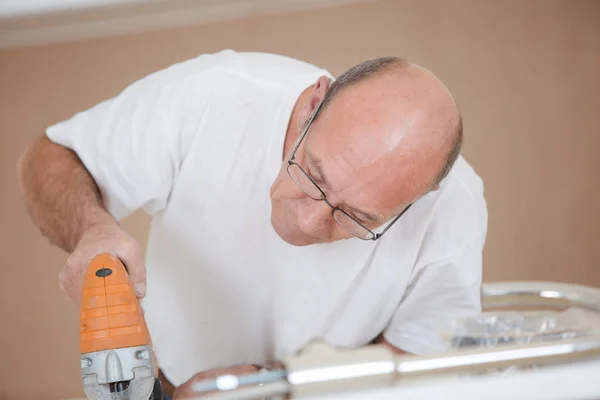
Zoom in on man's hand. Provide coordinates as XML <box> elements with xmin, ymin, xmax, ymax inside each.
<box><xmin>17</xmin><ymin>135</ymin><xmax>147</xmax><ymax>304</ymax></box>
<box><xmin>174</xmin><ymin>365</ymin><xmax>260</xmax><ymax>399</ymax></box>
<box><xmin>372</xmin><ymin>333</ymin><xmax>409</xmax><ymax>355</ymax></box>
<box><xmin>58</xmin><ymin>221</ymin><xmax>146</xmax><ymax>304</ymax></box>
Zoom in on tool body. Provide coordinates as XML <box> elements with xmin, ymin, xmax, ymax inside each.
<box><xmin>80</xmin><ymin>253</ymin><xmax>162</xmax><ymax>400</ymax></box>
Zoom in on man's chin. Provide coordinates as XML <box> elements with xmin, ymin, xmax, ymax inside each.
<box><xmin>271</xmin><ymin>219</ymin><xmax>318</xmax><ymax>246</ymax></box>
<box><xmin>274</xmin><ymin>227</ymin><xmax>315</xmax><ymax>246</ymax></box>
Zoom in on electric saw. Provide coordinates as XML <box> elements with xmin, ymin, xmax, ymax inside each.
<box><xmin>79</xmin><ymin>253</ymin><xmax>163</xmax><ymax>400</ymax></box>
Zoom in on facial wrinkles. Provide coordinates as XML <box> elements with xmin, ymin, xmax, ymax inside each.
<box><xmin>334</xmin><ymin>139</ymin><xmax>426</xmax><ymax>227</ymax></box>
<box><xmin>318</xmin><ymin>118</ymin><xmax>417</xmax><ymax>222</ymax></box>
<box><xmin>306</xmin><ymin>145</ymin><xmax>387</xmax><ymax>226</ymax></box>
<box><xmin>298</xmin><ymin>107</ymin><xmax>424</xmax><ymax>229</ymax></box>
<box><xmin>339</xmin><ymin>134</ymin><xmax>400</xmax><ymax>190</ymax></box>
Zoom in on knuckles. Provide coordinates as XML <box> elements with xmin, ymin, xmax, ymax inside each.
<box><xmin>120</xmin><ymin>239</ymin><xmax>141</xmax><ymax>257</ymax></box>
<box><xmin>59</xmin><ymin>225</ymin><xmax>144</xmax><ymax>303</ymax></box>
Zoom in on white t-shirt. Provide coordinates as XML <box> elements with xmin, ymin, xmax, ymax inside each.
<box><xmin>46</xmin><ymin>50</ymin><xmax>488</xmax><ymax>386</ymax></box>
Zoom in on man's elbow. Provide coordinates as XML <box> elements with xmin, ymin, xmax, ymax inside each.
<box><xmin>17</xmin><ymin>136</ymin><xmax>38</xmax><ymax>193</ymax></box>
<box><xmin>17</xmin><ymin>135</ymin><xmax>44</xmax><ymax>186</ymax></box>
<box><xmin>373</xmin><ymin>334</ymin><xmax>410</xmax><ymax>355</ymax></box>
<box><xmin>16</xmin><ymin>134</ymin><xmax>62</xmax><ymax>196</ymax></box>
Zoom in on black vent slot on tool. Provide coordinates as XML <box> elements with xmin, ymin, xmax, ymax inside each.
<box><xmin>151</xmin><ymin>378</ymin><xmax>164</xmax><ymax>400</ymax></box>
<box><xmin>110</xmin><ymin>381</ymin><xmax>130</xmax><ymax>393</ymax></box>
<box><xmin>96</xmin><ymin>268</ymin><xmax>113</xmax><ymax>277</ymax></box>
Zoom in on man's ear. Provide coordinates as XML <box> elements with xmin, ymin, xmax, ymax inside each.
<box><xmin>297</xmin><ymin>75</ymin><xmax>332</xmax><ymax>130</ymax></box>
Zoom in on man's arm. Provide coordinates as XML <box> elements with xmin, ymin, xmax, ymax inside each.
<box><xmin>382</xmin><ymin>248</ymin><xmax>483</xmax><ymax>356</ymax></box>
<box><xmin>17</xmin><ymin>134</ymin><xmax>148</xmax><ymax>303</ymax></box>
<box><xmin>18</xmin><ymin>56</ymin><xmax>215</xmax><ymax>306</ymax></box>
<box><xmin>17</xmin><ymin>134</ymin><xmax>113</xmax><ymax>252</ymax></box>
<box><xmin>372</xmin><ymin>334</ymin><xmax>408</xmax><ymax>355</ymax></box>
<box><xmin>173</xmin><ymin>365</ymin><xmax>260</xmax><ymax>399</ymax></box>
<box><xmin>16</xmin><ymin>58</ymin><xmax>211</xmax><ymax>305</ymax></box>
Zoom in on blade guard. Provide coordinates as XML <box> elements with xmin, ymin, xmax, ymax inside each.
<box><xmin>79</xmin><ymin>253</ymin><xmax>160</xmax><ymax>400</ymax></box>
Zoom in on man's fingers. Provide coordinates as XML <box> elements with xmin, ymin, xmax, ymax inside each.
<box><xmin>190</xmin><ymin>365</ymin><xmax>260</xmax><ymax>386</ymax></box>
<box><xmin>59</xmin><ymin>266</ymin><xmax>79</xmax><ymax>304</ymax></box>
<box><xmin>56</xmin><ymin>222</ymin><xmax>148</xmax><ymax>305</ymax></box>
<box><xmin>118</xmin><ymin>245</ymin><xmax>147</xmax><ymax>298</ymax></box>
<box><xmin>231</xmin><ymin>365</ymin><xmax>260</xmax><ymax>374</ymax></box>
<box><xmin>174</xmin><ymin>365</ymin><xmax>260</xmax><ymax>399</ymax></box>
<box><xmin>58</xmin><ymin>271</ymin><xmax>71</xmax><ymax>302</ymax></box>
<box><xmin>133</xmin><ymin>283</ymin><xmax>147</xmax><ymax>299</ymax></box>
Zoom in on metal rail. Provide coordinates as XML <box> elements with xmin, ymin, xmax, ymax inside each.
<box><xmin>192</xmin><ymin>281</ymin><xmax>600</xmax><ymax>399</ymax></box>
<box><xmin>482</xmin><ymin>281</ymin><xmax>600</xmax><ymax>312</ymax></box>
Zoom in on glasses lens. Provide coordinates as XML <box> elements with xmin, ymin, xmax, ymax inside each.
<box><xmin>288</xmin><ymin>164</ymin><xmax>324</xmax><ymax>200</ymax></box>
<box><xmin>333</xmin><ymin>210</ymin><xmax>374</xmax><ymax>240</ymax></box>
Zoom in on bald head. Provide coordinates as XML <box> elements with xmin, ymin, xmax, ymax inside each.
<box><xmin>317</xmin><ymin>57</ymin><xmax>463</xmax><ymax>187</ymax></box>
<box><xmin>270</xmin><ymin>56</ymin><xmax>463</xmax><ymax>245</ymax></box>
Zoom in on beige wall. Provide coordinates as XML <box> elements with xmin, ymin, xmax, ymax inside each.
<box><xmin>1</xmin><ymin>0</ymin><xmax>599</xmax><ymax>398</ymax></box>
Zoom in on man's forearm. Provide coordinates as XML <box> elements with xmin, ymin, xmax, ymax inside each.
<box><xmin>17</xmin><ymin>135</ymin><xmax>115</xmax><ymax>252</ymax></box>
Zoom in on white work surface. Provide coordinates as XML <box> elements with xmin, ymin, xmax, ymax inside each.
<box><xmin>303</xmin><ymin>359</ymin><xmax>600</xmax><ymax>400</ymax></box>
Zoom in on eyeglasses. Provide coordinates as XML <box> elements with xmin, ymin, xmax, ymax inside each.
<box><xmin>286</xmin><ymin>101</ymin><xmax>411</xmax><ymax>241</ymax></box>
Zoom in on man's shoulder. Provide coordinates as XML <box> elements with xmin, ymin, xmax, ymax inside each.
<box><xmin>438</xmin><ymin>155</ymin><xmax>487</xmax><ymax>217</ymax></box>
<box><xmin>444</xmin><ymin>156</ymin><xmax>485</xmax><ymax>204</ymax></box>
<box><xmin>140</xmin><ymin>49</ymin><xmax>332</xmax><ymax>90</ymax></box>
<box><xmin>416</xmin><ymin>155</ymin><xmax>488</xmax><ymax>254</ymax></box>
<box><xmin>442</xmin><ymin>155</ymin><xmax>487</xmax><ymax>230</ymax></box>
<box><xmin>210</xmin><ymin>50</ymin><xmax>329</xmax><ymax>73</ymax></box>
<box><xmin>208</xmin><ymin>50</ymin><xmax>335</xmax><ymax>87</ymax></box>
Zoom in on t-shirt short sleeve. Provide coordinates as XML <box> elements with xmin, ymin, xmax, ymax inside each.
<box><xmin>46</xmin><ymin>70</ymin><xmax>207</xmax><ymax>221</ymax></box>
<box><xmin>383</xmin><ymin>241</ymin><xmax>483</xmax><ymax>355</ymax></box>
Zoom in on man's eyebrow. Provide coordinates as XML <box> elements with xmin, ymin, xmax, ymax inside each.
<box><xmin>305</xmin><ymin>150</ymin><xmax>330</xmax><ymax>186</ymax></box>
<box><xmin>305</xmin><ymin>150</ymin><xmax>380</xmax><ymax>224</ymax></box>
<box><xmin>347</xmin><ymin>207</ymin><xmax>380</xmax><ymax>224</ymax></box>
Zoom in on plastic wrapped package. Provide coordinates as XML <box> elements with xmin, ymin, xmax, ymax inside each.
<box><xmin>443</xmin><ymin>308</ymin><xmax>600</xmax><ymax>374</ymax></box>
<box><xmin>446</xmin><ymin>308</ymin><xmax>600</xmax><ymax>349</ymax></box>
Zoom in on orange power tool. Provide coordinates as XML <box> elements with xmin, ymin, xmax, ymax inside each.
<box><xmin>79</xmin><ymin>253</ymin><xmax>163</xmax><ymax>400</ymax></box>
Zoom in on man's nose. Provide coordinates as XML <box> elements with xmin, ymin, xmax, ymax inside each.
<box><xmin>298</xmin><ymin>201</ymin><xmax>332</xmax><ymax>234</ymax></box>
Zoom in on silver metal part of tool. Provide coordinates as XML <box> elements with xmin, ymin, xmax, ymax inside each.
<box><xmin>81</xmin><ymin>345</ymin><xmax>157</xmax><ymax>400</ymax></box>
<box><xmin>190</xmin><ymin>281</ymin><xmax>600</xmax><ymax>399</ymax></box>
<box><xmin>192</xmin><ymin>369</ymin><xmax>287</xmax><ymax>393</ymax></box>
<box><xmin>193</xmin><ymin>381</ymin><xmax>292</xmax><ymax>400</ymax></box>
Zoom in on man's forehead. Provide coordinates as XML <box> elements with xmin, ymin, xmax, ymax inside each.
<box><xmin>306</xmin><ymin>109</ymin><xmax>411</xmax><ymax>176</ymax></box>
<box><xmin>297</xmin><ymin>68</ymin><xmax>457</xmax><ymax>223</ymax></box>
<box><xmin>303</xmin><ymin>113</ymin><xmax>425</xmax><ymax>217</ymax></box>
<box><xmin>302</xmin><ymin>147</ymin><xmax>382</xmax><ymax>223</ymax></box>
<box><xmin>303</xmin><ymin>140</ymin><xmax>413</xmax><ymax>224</ymax></box>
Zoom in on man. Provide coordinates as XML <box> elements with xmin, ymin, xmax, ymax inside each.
<box><xmin>17</xmin><ymin>49</ymin><xmax>487</xmax><ymax>397</ymax></box>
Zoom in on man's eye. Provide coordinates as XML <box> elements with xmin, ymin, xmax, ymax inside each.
<box><xmin>307</xmin><ymin>169</ymin><xmax>324</xmax><ymax>185</ymax></box>
<box><xmin>354</xmin><ymin>214</ymin><xmax>377</xmax><ymax>226</ymax></box>
<box><xmin>345</xmin><ymin>212</ymin><xmax>367</xmax><ymax>225</ymax></box>
<box><xmin>354</xmin><ymin>217</ymin><xmax>369</xmax><ymax>226</ymax></box>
